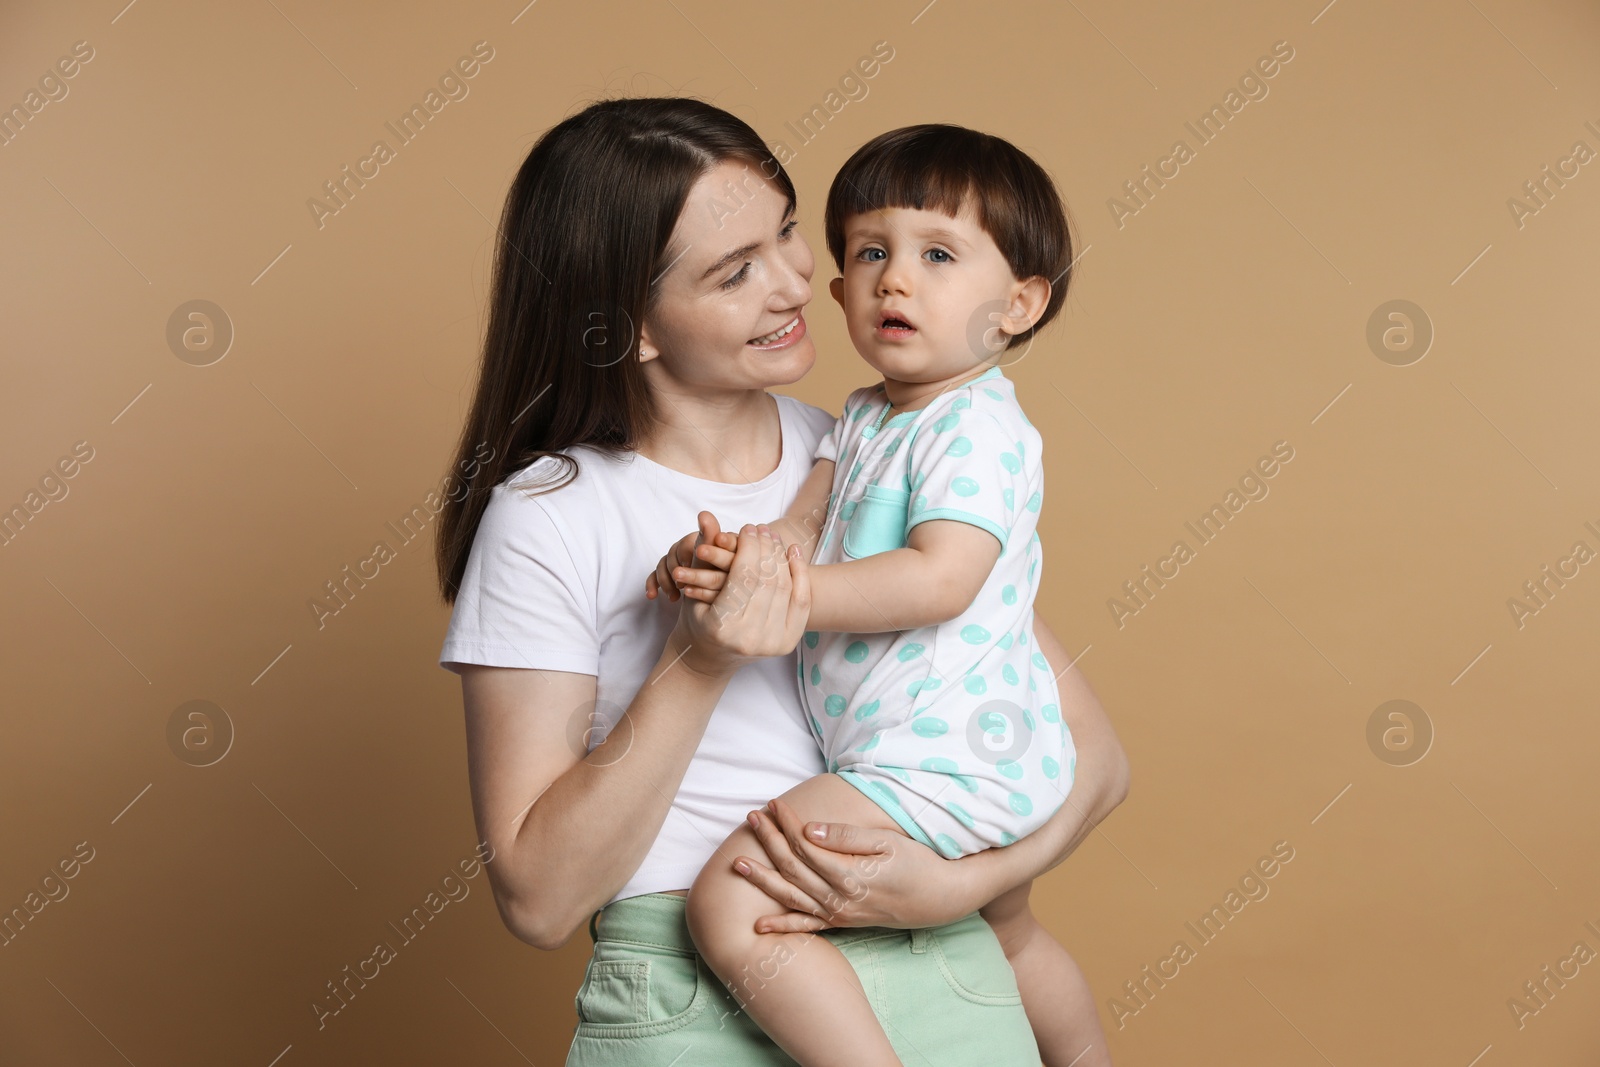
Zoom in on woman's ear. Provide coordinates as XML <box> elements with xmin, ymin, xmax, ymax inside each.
<box><xmin>828</xmin><ymin>276</ymin><xmax>844</xmax><ymax>307</ymax></box>
<box><xmin>999</xmin><ymin>276</ymin><xmax>1051</xmax><ymax>339</ymax></box>
<box><xmin>637</xmin><ymin>320</ymin><xmax>660</xmax><ymax>364</ymax></box>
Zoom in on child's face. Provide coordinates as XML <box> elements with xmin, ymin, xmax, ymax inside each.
<box><xmin>829</xmin><ymin>201</ymin><xmax>1042</xmax><ymax>385</ymax></box>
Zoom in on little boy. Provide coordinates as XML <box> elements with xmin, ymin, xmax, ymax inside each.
<box><xmin>649</xmin><ymin>124</ymin><xmax>1110</xmax><ymax>1067</ymax></box>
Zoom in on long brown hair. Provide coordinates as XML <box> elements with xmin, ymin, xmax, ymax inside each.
<box><xmin>435</xmin><ymin>98</ymin><xmax>795</xmax><ymax>603</ymax></box>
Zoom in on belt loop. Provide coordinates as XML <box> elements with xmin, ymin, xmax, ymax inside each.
<box><xmin>588</xmin><ymin>906</ymin><xmax>603</xmax><ymax>944</ymax></box>
<box><xmin>909</xmin><ymin>928</ymin><xmax>928</xmax><ymax>954</ymax></box>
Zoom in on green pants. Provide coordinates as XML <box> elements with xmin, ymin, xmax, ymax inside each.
<box><xmin>565</xmin><ymin>892</ymin><xmax>1041</xmax><ymax>1066</ymax></box>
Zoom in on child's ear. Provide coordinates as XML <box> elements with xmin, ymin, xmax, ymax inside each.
<box><xmin>828</xmin><ymin>276</ymin><xmax>844</xmax><ymax>307</ymax></box>
<box><xmin>1000</xmin><ymin>276</ymin><xmax>1051</xmax><ymax>338</ymax></box>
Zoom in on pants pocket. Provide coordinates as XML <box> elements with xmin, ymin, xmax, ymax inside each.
<box><xmin>573</xmin><ymin>959</ymin><xmax>651</xmax><ymax>1025</ymax></box>
<box><xmin>843</xmin><ymin>483</ymin><xmax>911</xmax><ymax>559</ymax></box>
<box><xmin>926</xmin><ymin>917</ymin><xmax>1025</xmax><ymax>1005</ymax></box>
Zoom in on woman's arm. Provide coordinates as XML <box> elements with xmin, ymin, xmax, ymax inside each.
<box><xmin>465</xmin><ymin>520</ymin><xmax>812</xmax><ymax>949</ymax></box>
<box><xmin>726</xmin><ymin>612</ymin><xmax>1129</xmax><ymax>932</ymax></box>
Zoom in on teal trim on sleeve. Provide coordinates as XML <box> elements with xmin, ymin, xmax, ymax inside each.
<box><xmin>836</xmin><ymin>770</ymin><xmax>938</xmax><ymax>850</ymax></box>
<box><xmin>906</xmin><ymin>508</ymin><xmax>1008</xmax><ymax>550</ymax></box>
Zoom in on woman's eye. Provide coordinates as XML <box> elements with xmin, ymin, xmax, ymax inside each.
<box><xmin>720</xmin><ymin>262</ymin><xmax>752</xmax><ymax>290</ymax></box>
<box><xmin>780</xmin><ymin>219</ymin><xmax>799</xmax><ymax>239</ymax></box>
<box><xmin>926</xmin><ymin>248</ymin><xmax>952</xmax><ymax>264</ymax></box>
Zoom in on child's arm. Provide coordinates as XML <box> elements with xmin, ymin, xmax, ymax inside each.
<box><xmin>674</xmin><ymin>519</ymin><xmax>1000</xmax><ymax>633</ymax></box>
<box><xmin>802</xmin><ymin>521</ymin><xmax>999</xmax><ymax>632</ymax></box>
<box><xmin>768</xmin><ymin>457</ymin><xmax>835</xmax><ymax>565</ymax></box>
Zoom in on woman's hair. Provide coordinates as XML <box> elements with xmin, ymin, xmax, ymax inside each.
<box><xmin>434</xmin><ymin>97</ymin><xmax>795</xmax><ymax>603</ymax></box>
<box><xmin>824</xmin><ymin>123</ymin><xmax>1074</xmax><ymax>349</ymax></box>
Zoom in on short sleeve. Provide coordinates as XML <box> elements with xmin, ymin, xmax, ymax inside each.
<box><xmin>813</xmin><ymin>413</ymin><xmax>844</xmax><ymax>464</ymax></box>
<box><xmin>903</xmin><ymin>404</ymin><xmax>1033</xmax><ymax>551</ymax></box>
<box><xmin>438</xmin><ymin>482</ymin><xmax>600</xmax><ymax>676</ymax></box>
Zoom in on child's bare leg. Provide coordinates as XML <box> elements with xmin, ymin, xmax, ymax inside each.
<box><xmin>981</xmin><ymin>880</ymin><xmax>1112</xmax><ymax>1067</ymax></box>
<box><xmin>686</xmin><ymin>773</ymin><xmax>909</xmax><ymax>1067</ymax></box>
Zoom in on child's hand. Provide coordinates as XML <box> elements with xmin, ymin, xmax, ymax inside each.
<box><xmin>644</xmin><ymin>511</ymin><xmax>739</xmax><ymax>602</ymax></box>
<box><xmin>670</xmin><ymin>527</ymin><xmax>745</xmax><ymax>603</ymax></box>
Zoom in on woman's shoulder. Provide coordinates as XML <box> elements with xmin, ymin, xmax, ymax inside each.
<box><xmin>773</xmin><ymin>392</ymin><xmax>842</xmax><ymax>448</ymax></box>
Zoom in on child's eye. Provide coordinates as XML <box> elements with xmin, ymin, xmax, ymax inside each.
<box><xmin>856</xmin><ymin>247</ymin><xmax>886</xmax><ymax>262</ymax></box>
<box><xmin>925</xmin><ymin>248</ymin><xmax>953</xmax><ymax>264</ymax></box>
<box><xmin>720</xmin><ymin>262</ymin><xmax>752</xmax><ymax>290</ymax></box>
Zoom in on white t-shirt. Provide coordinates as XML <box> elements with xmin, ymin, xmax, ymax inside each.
<box><xmin>439</xmin><ymin>393</ymin><xmax>838</xmax><ymax>904</ymax></box>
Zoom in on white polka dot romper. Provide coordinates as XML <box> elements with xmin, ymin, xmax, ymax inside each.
<box><xmin>799</xmin><ymin>365</ymin><xmax>1076</xmax><ymax>859</ymax></box>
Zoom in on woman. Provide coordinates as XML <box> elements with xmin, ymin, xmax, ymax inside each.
<box><xmin>434</xmin><ymin>97</ymin><xmax>1129</xmax><ymax>1065</ymax></box>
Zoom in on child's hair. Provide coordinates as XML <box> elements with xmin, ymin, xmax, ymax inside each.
<box><xmin>824</xmin><ymin>124</ymin><xmax>1074</xmax><ymax>349</ymax></box>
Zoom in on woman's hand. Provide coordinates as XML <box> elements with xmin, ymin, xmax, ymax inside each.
<box><xmin>729</xmin><ymin>797</ymin><xmax>984</xmax><ymax>933</ymax></box>
<box><xmin>671</xmin><ymin>517</ymin><xmax>811</xmax><ymax>679</ymax></box>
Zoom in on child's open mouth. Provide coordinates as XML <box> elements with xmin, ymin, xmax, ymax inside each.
<box><xmin>876</xmin><ymin>312</ymin><xmax>916</xmax><ymax>340</ymax></box>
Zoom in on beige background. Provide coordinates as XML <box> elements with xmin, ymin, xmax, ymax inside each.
<box><xmin>3</xmin><ymin>0</ymin><xmax>1599</xmax><ymax>1063</ymax></box>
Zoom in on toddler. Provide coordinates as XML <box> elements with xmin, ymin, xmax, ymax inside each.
<box><xmin>646</xmin><ymin>124</ymin><xmax>1108</xmax><ymax>1067</ymax></box>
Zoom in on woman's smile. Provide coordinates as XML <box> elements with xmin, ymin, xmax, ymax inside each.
<box><xmin>748</xmin><ymin>312</ymin><xmax>808</xmax><ymax>349</ymax></box>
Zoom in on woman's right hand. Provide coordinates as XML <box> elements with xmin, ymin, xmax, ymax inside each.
<box><xmin>672</xmin><ymin>512</ymin><xmax>811</xmax><ymax>678</ymax></box>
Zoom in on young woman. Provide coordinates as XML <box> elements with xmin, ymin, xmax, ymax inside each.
<box><xmin>434</xmin><ymin>97</ymin><xmax>1129</xmax><ymax>1065</ymax></box>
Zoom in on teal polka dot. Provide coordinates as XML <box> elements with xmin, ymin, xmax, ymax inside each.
<box><xmin>983</xmin><ymin>388</ymin><xmax>1004</xmax><ymax>401</ymax></box>
<box><xmin>978</xmin><ymin>710</ymin><xmax>1008</xmax><ymax>735</ymax></box>
<box><xmin>852</xmin><ymin>405</ymin><xmax>872</xmax><ymax>423</ymax></box>
<box><xmin>1014</xmin><ymin>439</ymin><xmax>1025</xmax><ymax>459</ymax></box>
<box><xmin>1028</xmin><ymin>676</ymin><xmax>1037</xmax><ymax>692</ymax></box>
<box><xmin>804</xmin><ymin>630</ymin><xmax>820</xmax><ymax>648</ymax></box>
<box><xmin>885</xmin><ymin>766</ymin><xmax>911</xmax><ymax>784</ymax></box>
<box><xmin>1002</xmin><ymin>585</ymin><xmax>1018</xmax><ymax>605</ymax></box>
<box><xmin>898</xmin><ymin>643</ymin><xmax>926</xmax><ymax>662</ymax></box>
<box><xmin>824</xmin><ymin>694</ymin><xmax>847</xmax><ymax>716</ymax></box>
<box><xmin>1041</xmin><ymin>703</ymin><xmax>1060</xmax><ymax>723</ymax></box>
<box><xmin>911</xmin><ymin>494</ymin><xmax>927</xmax><ymax>515</ymax></box>
<box><xmin>885</xmin><ymin>438</ymin><xmax>900</xmax><ymax>456</ymax></box>
<box><xmin>844</xmin><ymin>640</ymin><xmax>869</xmax><ymax>663</ymax></box>
<box><xmin>841</xmin><ymin>500</ymin><xmax>858</xmax><ymax>520</ymax></box>
<box><xmin>809</xmin><ymin>713</ymin><xmax>822</xmax><ymax>736</ymax></box>
<box><xmin>850</xmin><ymin>460</ymin><xmax>864</xmax><ymax>480</ymax></box>
<box><xmin>945</xmin><ymin>436</ymin><xmax>973</xmax><ymax>458</ymax></box>
<box><xmin>853</xmin><ymin>699</ymin><xmax>881</xmax><ymax>721</ymax></box>
<box><xmin>853</xmin><ymin>733</ymin><xmax>879</xmax><ymax>752</ymax></box>
<box><xmin>921</xmin><ymin>756</ymin><xmax>959</xmax><ymax>773</ymax></box>
<box><xmin>945</xmin><ymin>802</ymin><xmax>975</xmax><ymax>829</ymax></box>
<box><xmin>1002</xmin><ymin>664</ymin><xmax>1019</xmax><ymax>685</ymax></box>
<box><xmin>1042</xmin><ymin>756</ymin><xmax>1060</xmax><ymax>779</ymax></box>
<box><xmin>1002</xmin><ymin>488</ymin><xmax>1015</xmax><ymax>510</ymax></box>
<box><xmin>951</xmin><ymin>396</ymin><xmax>971</xmax><ymax>411</ymax></box>
<box><xmin>960</xmin><ymin>624</ymin><xmax>991</xmax><ymax>644</ymax></box>
<box><xmin>1000</xmin><ymin>452</ymin><xmax>1022</xmax><ymax>474</ymax></box>
<box><xmin>1008</xmin><ymin>793</ymin><xmax>1034</xmax><ymax>817</ymax></box>
<box><xmin>1031</xmin><ymin>651</ymin><xmax>1048</xmax><ymax>670</ymax></box>
<box><xmin>826</xmin><ymin>757</ymin><xmax>838</xmax><ymax>773</ymax></box>
<box><xmin>934</xmin><ymin>833</ymin><xmax>962</xmax><ymax>857</ymax></box>
<box><xmin>911</xmin><ymin>717</ymin><xmax>949</xmax><ymax>738</ymax></box>
<box><xmin>952</xmin><ymin>773</ymin><xmax>980</xmax><ymax>793</ymax></box>
<box><xmin>810</xmin><ymin>664</ymin><xmax>821</xmax><ymax>686</ymax></box>
<box><xmin>997</xmin><ymin>633</ymin><xmax>1014</xmax><ymax>650</ymax></box>
<box><xmin>912</xmin><ymin>471</ymin><xmax>927</xmax><ymax>492</ymax></box>
<box><xmin>952</xmin><ymin>476</ymin><xmax>979</xmax><ymax>497</ymax></box>
<box><xmin>933</xmin><ymin>413</ymin><xmax>961</xmax><ymax>433</ymax></box>
<box><xmin>1022</xmin><ymin>708</ymin><xmax>1035</xmax><ymax>730</ymax></box>
<box><xmin>862</xmin><ymin>779</ymin><xmax>901</xmax><ymax>812</ymax></box>
<box><xmin>861</xmin><ymin>426</ymin><xmax>877</xmax><ymax>439</ymax></box>
<box><xmin>1068</xmin><ymin>756</ymin><xmax>1076</xmax><ymax>778</ymax></box>
<box><xmin>1025</xmin><ymin>491</ymin><xmax>1042</xmax><ymax>512</ymax></box>
<box><xmin>999</xmin><ymin>831</ymin><xmax>1017</xmax><ymax>845</ymax></box>
<box><xmin>963</xmin><ymin>675</ymin><xmax>987</xmax><ymax>695</ymax></box>
<box><xmin>997</xmin><ymin>759</ymin><xmax>1023</xmax><ymax>781</ymax></box>
<box><xmin>1028</xmin><ymin>559</ymin><xmax>1038</xmax><ymax>582</ymax></box>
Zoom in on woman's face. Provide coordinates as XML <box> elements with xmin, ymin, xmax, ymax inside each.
<box><xmin>639</xmin><ymin>158</ymin><xmax>817</xmax><ymax>393</ymax></box>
